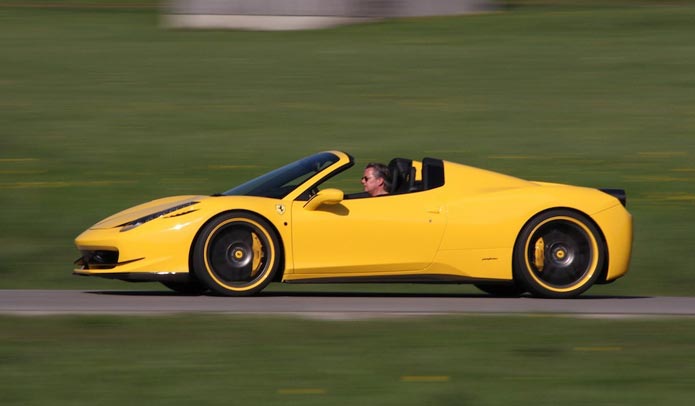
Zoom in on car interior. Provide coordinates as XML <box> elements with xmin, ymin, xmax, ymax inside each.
<box><xmin>343</xmin><ymin>157</ymin><xmax>445</xmax><ymax>199</ymax></box>
<box><xmin>387</xmin><ymin>157</ymin><xmax>445</xmax><ymax>195</ymax></box>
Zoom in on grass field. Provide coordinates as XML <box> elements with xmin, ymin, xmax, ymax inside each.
<box><xmin>1</xmin><ymin>1</ymin><xmax>694</xmax><ymax>296</ymax></box>
<box><xmin>2</xmin><ymin>314</ymin><xmax>695</xmax><ymax>405</ymax></box>
<box><xmin>2</xmin><ymin>1</ymin><xmax>694</xmax><ymax>295</ymax></box>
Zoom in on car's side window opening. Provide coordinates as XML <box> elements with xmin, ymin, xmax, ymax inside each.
<box><xmin>342</xmin><ymin>157</ymin><xmax>445</xmax><ymax>199</ymax></box>
<box><xmin>295</xmin><ymin>156</ymin><xmax>447</xmax><ymax>201</ymax></box>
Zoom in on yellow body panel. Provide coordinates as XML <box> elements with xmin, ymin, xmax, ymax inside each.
<box><xmin>287</xmin><ymin>187</ymin><xmax>447</xmax><ymax>277</ymax></box>
<box><xmin>590</xmin><ymin>204</ymin><xmax>633</xmax><ymax>281</ymax></box>
<box><xmin>74</xmin><ymin>150</ymin><xmax>632</xmax><ymax>294</ymax></box>
<box><xmin>74</xmin><ymin>195</ymin><xmax>295</xmax><ymax>276</ymax></box>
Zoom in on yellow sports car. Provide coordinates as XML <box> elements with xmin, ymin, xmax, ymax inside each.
<box><xmin>74</xmin><ymin>150</ymin><xmax>632</xmax><ymax>298</ymax></box>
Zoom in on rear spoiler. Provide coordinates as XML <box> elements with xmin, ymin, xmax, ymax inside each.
<box><xmin>599</xmin><ymin>188</ymin><xmax>627</xmax><ymax>207</ymax></box>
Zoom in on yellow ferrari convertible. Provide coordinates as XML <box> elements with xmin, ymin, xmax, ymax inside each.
<box><xmin>74</xmin><ymin>150</ymin><xmax>632</xmax><ymax>298</ymax></box>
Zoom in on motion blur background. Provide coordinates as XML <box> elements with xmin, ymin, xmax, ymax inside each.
<box><xmin>1</xmin><ymin>0</ymin><xmax>693</xmax><ymax>294</ymax></box>
<box><xmin>1</xmin><ymin>1</ymin><xmax>694</xmax><ymax>404</ymax></box>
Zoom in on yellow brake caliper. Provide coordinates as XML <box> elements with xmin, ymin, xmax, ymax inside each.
<box><xmin>250</xmin><ymin>232</ymin><xmax>264</xmax><ymax>276</ymax></box>
<box><xmin>534</xmin><ymin>237</ymin><xmax>545</xmax><ymax>272</ymax></box>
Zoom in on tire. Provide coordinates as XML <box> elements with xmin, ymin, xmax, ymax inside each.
<box><xmin>192</xmin><ymin>212</ymin><xmax>281</xmax><ymax>296</ymax></box>
<box><xmin>161</xmin><ymin>280</ymin><xmax>208</xmax><ymax>295</ymax></box>
<box><xmin>474</xmin><ymin>283</ymin><xmax>524</xmax><ymax>297</ymax></box>
<box><xmin>513</xmin><ymin>209</ymin><xmax>605</xmax><ymax>298</ymax></box>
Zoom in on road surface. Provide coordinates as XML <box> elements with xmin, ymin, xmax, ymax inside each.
<box><xmin>1</xmin><ymin>290</ymin><xmax>694</xmax><ymax>318</ymax></box>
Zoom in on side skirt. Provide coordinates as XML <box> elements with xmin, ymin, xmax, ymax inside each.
<box><xmin>283</xmin><ymin>274</ymin><xmax>508</xmax><ymax>284</ymax></box>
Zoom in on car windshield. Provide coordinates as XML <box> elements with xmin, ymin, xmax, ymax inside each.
<box><xmin>222</xmin><ymin>152</ymin><xmax>340</xmax><ymax>199</ymax></box>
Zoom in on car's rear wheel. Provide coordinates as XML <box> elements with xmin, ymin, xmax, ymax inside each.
<box><xmin>513</xmin><ymin>209</ymin><xmax>605</xmax><ymax>298</ymax></box>
<box><xmin>192</xmin><ymin>212</ymin><xmax>281</xmax><ymax>296</ymax></box>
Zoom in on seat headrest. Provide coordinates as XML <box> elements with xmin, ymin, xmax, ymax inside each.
<box><xmin>388</xmin><ymin>158</ymin><xmax>413</xmax><ymax>194</ymax></box>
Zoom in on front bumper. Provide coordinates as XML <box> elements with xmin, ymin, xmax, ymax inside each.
<box><xmin>73</xmin><ymin>216</ymin><xmax>204</xmax><ymax>278</ymax></box>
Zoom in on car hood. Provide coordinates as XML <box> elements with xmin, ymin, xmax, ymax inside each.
<box><xmin>89</xmin><ymin>195</ymin><xmax>206</xmax><ymax>229</ymax></box>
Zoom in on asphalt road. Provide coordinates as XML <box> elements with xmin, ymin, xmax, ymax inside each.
<box><xmin>1</xmin><ymin>290</ymin><xmax>694</xmax><ymax>318</ymax></box>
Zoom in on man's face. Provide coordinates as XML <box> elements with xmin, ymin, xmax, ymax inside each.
<box><xmin>361</xmin><ymin>167</ymin><xmax>383</xmax><ymax>196</ymax></box>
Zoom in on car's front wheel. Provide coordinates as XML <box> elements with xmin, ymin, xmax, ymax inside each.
<box><xmin>192</xmin><ymin>212</ymin><xmax>281</xmax><ymax>296</ymax></box>
<box><xmin>513</xmin><ymin>210</ymin><xmax>605</xmax><ymax>298</ymax></box>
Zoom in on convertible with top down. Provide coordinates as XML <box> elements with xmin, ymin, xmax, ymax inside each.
<box><xmin>74</xmin><ymin>150</ymin><xmax>632</xmax><ymax>298</ymax></box>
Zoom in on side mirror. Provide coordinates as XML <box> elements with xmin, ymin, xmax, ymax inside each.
<box><xmin>303</xmin><ymin>188</ymin><xmax>344</xmax><ymax>211</ymax></box>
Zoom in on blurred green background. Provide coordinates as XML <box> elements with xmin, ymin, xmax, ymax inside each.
<box><xmin>1</xmin><ymin>0</ymin><xmax>693</xmax><ymax>294</ymax></box>
<box><xmin>2</xmin><ymin>1</ymin><xmax>695</xmax><ymax>405</ymax></box>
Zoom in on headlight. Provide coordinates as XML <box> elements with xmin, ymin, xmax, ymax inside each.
<box><xmin>119</xmin><ymin>201</ymin><xmax>198</xmax><ymax>232</ymax></box>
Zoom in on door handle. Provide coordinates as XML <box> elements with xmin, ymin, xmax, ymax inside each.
<box><xmin>426</xmin><ymin>207</ymin><xmax>442</xmax><ymax>214</ymax></box>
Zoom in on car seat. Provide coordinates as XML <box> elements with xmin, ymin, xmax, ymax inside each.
<box><xmin>388</xmin><ymin>158</ymin><xmax>415</xmax><ymax>194</ymax></box>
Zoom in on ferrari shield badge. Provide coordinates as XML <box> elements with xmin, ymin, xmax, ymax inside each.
<box><xmin>275</xmin><ymin>204</ymin><xmax>286</xmax><ymax>215</ymax></box>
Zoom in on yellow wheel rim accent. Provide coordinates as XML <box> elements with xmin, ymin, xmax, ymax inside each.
<box><xmin>203</xmin><ymin>218</ymin><xmax>275</xmax><ymax>292</ymax></box>
<box><xmin>523</xmin><ymin>216</ymin><xmax>599</xmax><ymax>293</ymax></box>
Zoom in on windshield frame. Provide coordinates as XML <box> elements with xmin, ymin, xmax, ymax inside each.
<box><xmin>222</xmin><ymin>151</ymin><xmax>344</xmax><ymax>199</ymax></box>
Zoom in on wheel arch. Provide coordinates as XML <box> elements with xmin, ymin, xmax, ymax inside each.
<box><xmin>513</xmin><ymin>206</ymin><xmax>610</xmax><ymax>284</ymax></box>
<box><xmin>188</xmin><ymin>209</ymin><xmax>286</xmax><ymax>282</ymax></box>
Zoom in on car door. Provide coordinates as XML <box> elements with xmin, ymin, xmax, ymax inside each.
<box><xmin>289</xmin><ymin>190</ymin><xmax>447</xmax><ymax>276</ymax></box>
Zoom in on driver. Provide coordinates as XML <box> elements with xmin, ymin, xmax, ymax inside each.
<box><xmin>361</xmin><ymin>163</ymin><xmax>391</xmax><ymax>197</ymax></box>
